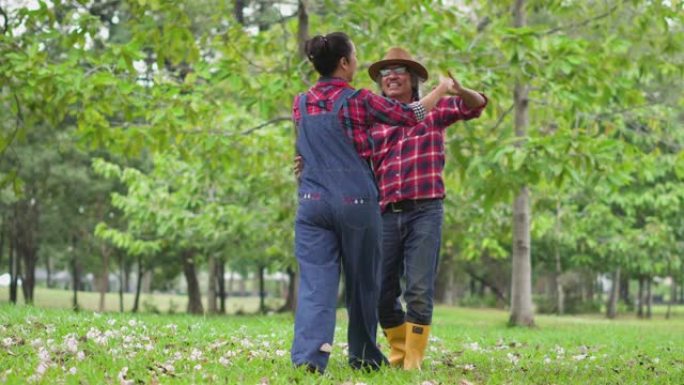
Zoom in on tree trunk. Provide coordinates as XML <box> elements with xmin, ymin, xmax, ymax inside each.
<box><xmin>258</xmin><ymin>265</ymin><xmax>266</xmax><ymax>314</ymax></box>
<box><xmin>132</xmin><ymin>255</ymin><xmax>144</xmax><ymax>313</ymax></box>
<box><xmin>586</xmin><ymin>270</ymin><xmax>596</xmax><ymax>302</ymax></box>
<box><xmin>124</xmin><ymin>258</ymin><xmax>131</xmax><ymax>293</ymax></box>
<box><xmin>666</xmin><ymin>275</ymin><xmax>675</xmax><ymax>319</ymax></box>
<box><xmin>444</xmin><ymin>265</ymin><xmax>455</xmax><ymax>305</ymax></box>
<box><xmin>510</xmin><ymin>186</ymin><xmax>534</xmax><ymax>326</ymax></box>
<box><xmin>98</xmin><ymin>243</ymin><xmax>110</xmax><ymax>313</ymax></box>
<box><xmin>619</xmin><ymin>272</ymin><xmax>630</xmax><ymax>306</ymax></box>
<box><xmin>15</xmin><ymin>199</ymin><xmax>39</xmax><ymax>305</ymax></box>
<box><xmin>646</xmin><ymin>277</ymin><xmax>652</xmax><ymax>319</ymax></box>
<box><xmin>218</xmin><ymin>258</ymin><xmax>226</xmax><ymax>314</ymax></box>
<box><xmin>71</xmin><ymin>243</ymin><xmax>80</xmax><ymax>312</ymax></box>
<box><xmin>207</xmin><ymin>254</ymin><xmax>217</xmax><ymax>314</ymax></box>
<box><xmin>9</xmin><ymin>234</ymin><xmax>18</xmax><ymax>304</ymax></box>
<box><xmin>279</xmin><ymin>267</ymin><xmax>297</xmax><ymax>312</ymax></box>
<box><xmin>182</xmin><ymin>251</ymin><xmax>204</xmax><ymax>314</ymax></box>
<box><xmin>20</xmin><ymin>247</ymin><xmax>37</xmax><ymax>305</ymax></box>
<box><xmin>508</xmin><ymin>0</ymin><xmax>534</xmax><ymax>328</ymax></box>
<box><xmin>554</xmin><ymin>201</ymin><xmax>564</xmax><ymax>315</ymax></box>
<box><xmin>297</xmin><ymin>0</ymin><xmax>309</xmax><ymax>58</ymax></box>
<box><xmin>118</xmin><ymin>251</ymin><xmax>125</xmax><ymax>312</ymax></box>
<box><xmin>257</xmin><ymin>1</ymin><xmax>269</xmax><ymax>32</ymax></box>
<box><xmin>45</xmin><ymin>254</ymin><xmax>52</xmax><ymax>288</ymax></box>
<box><xmin>606</xmin><ymin>267</ymin><xmax>620</xmax><ymax>319</ymax></box>
<box><xmin>233</xmin><ymin>0</ymin><xmax>246</xmax><ymax>25</ymax></box>
<box><xmin>434</xmin><ymin>251</ymin><xmax>454</xmax><ymax>303</ymax></box>
<box><xmin>0</xmin><ymin>218</ymin><xmax>4</xmax><ymax>283</ymax></box>
<box><xmin>637</xmin><ymin>277</ymin><xmax>644</xmax><ymax>318</ymax></box>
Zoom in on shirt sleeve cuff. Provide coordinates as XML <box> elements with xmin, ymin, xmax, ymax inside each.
<box><xmin>457</xmin><ymin>93</ymin><xmax>488</xmax><ymax>116</ymax></box>
<box><xmin>409</xmin><ymin>102</ymin><xmax>426</xmax><ymax>121</ymax></box>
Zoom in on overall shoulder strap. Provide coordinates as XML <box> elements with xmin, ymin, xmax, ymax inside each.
<box><xmin>298</xmin><ymin>93</ymin><xmax>308</xmax><ymax>117</ymax></box>
<box><xmin>331</xmin><ymin>88</ymin><xmax>356</xmax><ymax>115</ymax></box>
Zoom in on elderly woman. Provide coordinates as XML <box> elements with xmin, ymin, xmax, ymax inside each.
<box><xmin>291</xmin><ymin>32</ymin><xmax>455</xmax><ymax>373</ymax></box>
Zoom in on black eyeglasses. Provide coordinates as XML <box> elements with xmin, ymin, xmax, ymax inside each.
<box><xmin>379</xmin><ymin>66</ymin><xmax>408</xmax><ymax>77</ymax></box>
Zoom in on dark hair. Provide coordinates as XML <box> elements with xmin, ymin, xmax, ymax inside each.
<box><xmin>304</xmin><ymin>32</ymin><xmax>353</xmax><ymax>77</ymax></box>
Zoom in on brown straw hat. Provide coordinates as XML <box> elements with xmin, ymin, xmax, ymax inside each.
<box><xmin>368</xmin><ymin>47</ymin><xmax>429</xmax><ymax>82</ymax></box>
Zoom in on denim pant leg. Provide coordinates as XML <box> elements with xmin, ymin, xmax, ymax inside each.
<box><xmin>338</xmin><ymin>202</ymin><xmax>387</xmax><ymax>369</ymax></box>
<box><xmin>291</xmin><ymin>203</ymin><xmax>341</xmax><ymax>372</ymax></box>
<box><xmin>378</xmin><ymin>212</ymin><xmax>406</xmax><ymax>328</ymax></box>
<box><xmin>403</xmin><ymin>200</ymin><xmax>443</xmax><ymax>325</ymax></box>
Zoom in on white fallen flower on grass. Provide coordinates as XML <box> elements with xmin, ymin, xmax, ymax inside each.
<box><xmin>572</xmin><ymin>354</ymin><xmax>587</xmax><ymax>361</ymax></box>
<box><xmin>465</xmin><ymin>342</ymin><xmax>481</xmax><ymax>351</ymax></box>
<box><xmin>117</xmin><ymin>367</ymin><xmax>134</xmax><ymax>385</ymax></box>
<box><xmin>2</xmin><ymin>337</ymin><xmax>14</xmax><ymax>348</ymax></box>
<box><xmin>38</xmin><ymin>347</ymin><xmax>51</xmax><ymax>362</ymax></box>
<box><xmin>64</xmin><ymin>334</ymin><xmax>79</xmax><ymax>353</ymax></box>
<box><xmin>507</xmin><ymin>352</ymin><xmax>520</xmax><ymax>365</ymax></box>
<box><xmin>189</xmin><ymin>348</ymin><xmax>203</xmax><ymax>361</ymax></box>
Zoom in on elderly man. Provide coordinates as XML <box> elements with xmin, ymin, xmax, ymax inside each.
<box><xmin>368</xmin><ymin>47</ymin><xmax>486</xmax><ymax>370</ymax></box>
<box><xmin>294</xmin><ymin>47</ymin><xmax>487</xmax><ymax>370</ymax></box>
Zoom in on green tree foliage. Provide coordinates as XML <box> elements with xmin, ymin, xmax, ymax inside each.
<box><xmin>1</xmin><ymin>0</ymin><xmax>682</xmax><ymax>317</ymax></box>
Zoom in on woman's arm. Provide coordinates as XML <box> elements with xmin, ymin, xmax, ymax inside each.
<box><xmin>361</xmin><ymin>77</ymin><xmax>456</xmax><ymax>126</ymax></box>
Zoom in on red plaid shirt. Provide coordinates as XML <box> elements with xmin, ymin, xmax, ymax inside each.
<box><xmin>293</xmin><ymin>78</ymin><xmax>420</xmax><ymax>161</ymax></box>
<box><xmin>371</xmin><ymin>94</ymin><xmax>487</xmax><ymax>211</ymax></box>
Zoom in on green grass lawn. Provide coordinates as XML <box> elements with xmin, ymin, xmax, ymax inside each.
<box><xmin>0</xmin><ymin>287</ymin><xmax>283</xmax><ymax>314</ymax></box>
<box><xmin>1</xmin><ymin>303</ymin><xmax>683</xmax><ymax>385</ymax></box>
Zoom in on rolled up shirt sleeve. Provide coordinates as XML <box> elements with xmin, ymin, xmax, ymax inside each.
<box><xmin>433</xmin><ymin>93</ymin><xmax>488</xmax><ymax>127</ymax></box>
<box><xmin>358</xmin><ymin>89</ymin><xmax>423</xmax><ymax>126</ymax></box>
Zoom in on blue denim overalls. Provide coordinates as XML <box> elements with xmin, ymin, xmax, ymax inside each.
<box><xmin>291</xmin><ymin>88</ymin><xmax>387</xmax><ymax>372</ymax></box>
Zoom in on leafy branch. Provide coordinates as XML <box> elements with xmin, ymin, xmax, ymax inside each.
<box><xmin>490</xmin><ymin>102</ymin><xmax>515</xmax><ymax>132</ymax></box>
<box><xmin>0</xmin><ymin>93</ymin><xmax>24</xmax><ymax>160</ymax></box>
<box><xmin>544</xmin><ymin>4</ymin><xmax>620</xmax><ymax>35</ymax></box>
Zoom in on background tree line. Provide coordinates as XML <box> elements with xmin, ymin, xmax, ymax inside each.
<box><xmin>0</xmin><ymin>0</ymin><xmax>682</xmax><ymax>325</ymax></box>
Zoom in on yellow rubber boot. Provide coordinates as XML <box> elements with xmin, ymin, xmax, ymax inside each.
<box><xmin>382</xmin><ymin>323</ymin><xmax>406</xmax><ymax>367</ymax></box>
<box><xmin>404</xmin><ymin>322</ymin><xmax>431</xmax><ymax>370</ymax></box>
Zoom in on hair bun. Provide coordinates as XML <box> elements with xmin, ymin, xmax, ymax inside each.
<box><xmin>305</xmin><ymin>35</ymin><xmax>329</xmax><ymax>60</ymax></box>
<box><xmin>303</xmin><ymin>32</ymin><xmax>352</xmax><ymax>77</ymax></box>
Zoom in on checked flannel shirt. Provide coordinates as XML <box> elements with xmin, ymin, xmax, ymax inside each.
<box><xmin>292</xmin><ymin>78</ymin><xmax>425</xmax><ymax>162</ymax></box>
<box><xmin>370</xmin><ymin>94</ymin><xmax>488</xmax><ymax>212</ymax></box>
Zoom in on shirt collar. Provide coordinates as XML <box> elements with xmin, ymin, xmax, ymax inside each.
<box><xmin>315</xmin><ymin>76</ymin><xmax>353</xmax><ymax>89</ymax></box>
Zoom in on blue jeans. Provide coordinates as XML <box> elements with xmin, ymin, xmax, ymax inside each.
<box><xmin>378</xmin><ymin>199</ymin><xmax>443</xmax><ymax>328</ymax></box>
